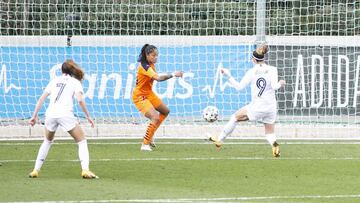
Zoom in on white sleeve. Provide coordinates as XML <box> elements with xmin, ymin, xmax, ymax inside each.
<box><xmin>44</xmin><ymin>80</ymin><xmax>54</xmax><ymax>94</ymax></box>
<box><xmin>228</xmin><ymin>69</ymin><xmax>253</xmax><ymax>91</ymax></box>
<box><xmin>270</xmin><ymin>67</ymin><xmax>281</xmax><ymax>90</ymax></box>
<box><xmin>74</xmin><ymin>80</ymin><xmax>84</xmax><ymax>94</ymax></box>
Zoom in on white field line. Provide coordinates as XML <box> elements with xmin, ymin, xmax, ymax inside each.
<box><xmin>6</xmin><ymin>194</ymin><xmax>360</xmax><ymax>203</ymax></box>
<box><xmin>3</xmin><ymin>137</ymin><xmax>360</xmax><ymax>141</ymax></box>
<box><xmin>1</xmin><ymin>141</ymin><xmax>360</xmax><ymax>146</ymax></box>
<box><xmin>2</xmin><ymin>156</ymin><xmax>360</xmax><ymax>163</ymax></box>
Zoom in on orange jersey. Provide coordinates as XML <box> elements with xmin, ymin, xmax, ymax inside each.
<box><xmin>132</xmin><ymin>62</ymin><xmax>158</xmax><ymax>98</ymax></box>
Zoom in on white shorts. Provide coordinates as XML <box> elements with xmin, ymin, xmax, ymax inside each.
<box><xmin>45</xmin><ymin>117</ymin><xmax>78</xmax><ymax>132</ymax></box>
<box><xmin>245</xmin><ymin>105</ymin><xmax>277</xmax><ymax>124</ymax></box>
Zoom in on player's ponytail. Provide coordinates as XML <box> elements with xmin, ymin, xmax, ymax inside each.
<box><xmin>137</xmin><ymin>44</ymin><xmax>157</xmax><ymax>64</ymax></box>
<box><xmin>61</xmin><ymin>59</ymin><xmax>85</xmax><ymax>81</ymax></box>
<box><xmin>252</xmin><ymin>44</ymin><xmax>269</xmax><ymax>62</ymax></box>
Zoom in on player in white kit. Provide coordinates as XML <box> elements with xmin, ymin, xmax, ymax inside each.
<box><xmin>210</xmin><ymin>44</ymin><xmax>286</xmax><ymax>157</ymax></box>
<box><xmin>28</xmin><ymin>59</ymin><xmax>98</xmax><ymax>178</ymax></box>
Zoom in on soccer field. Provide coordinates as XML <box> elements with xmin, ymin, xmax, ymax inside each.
<box><xmin>1</xmin><ymin>139</ymin><xmax>360</xmax><ymax>202</ymax></box>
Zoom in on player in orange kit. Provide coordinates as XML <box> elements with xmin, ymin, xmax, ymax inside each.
<box><xmin>132</xmin><ymin>44</ymin><xmax>183</xmax><ymax>151</ymax></box>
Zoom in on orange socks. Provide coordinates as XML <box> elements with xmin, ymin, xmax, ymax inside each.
<box><xmin>158</xmin><ymin>114</ymin><xmax>166</xmax><ymax>124</ymax></box>
<box><xmin>143</xmin><ymin>114</ymin><xmax>167</xmax><ymax>145</ymax></box>
<box><xmin>143</xmin><ymin>122</ymin><xmax>157</xmax><ymax>145</ymax></box>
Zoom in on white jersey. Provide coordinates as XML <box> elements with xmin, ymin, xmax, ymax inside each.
<box><xmin>232</xmin><ymin>64</ymin><xmax>281</xmax><ymax>113</ymax></box>
<box><xmin>44</xmin><ymin>74</ymin><xmax>83</xmax><ymax>118</ymax></box>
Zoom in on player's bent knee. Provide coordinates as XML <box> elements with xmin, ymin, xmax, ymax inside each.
<box><xmin>236</xmin><ymin>115</ymin><xmax>248</xmax><ymax>121</ymax></box>
<box><xmin>151</xmin><ymin>115</ymin><xmax>160</xmax><ymax>123</ymax></box>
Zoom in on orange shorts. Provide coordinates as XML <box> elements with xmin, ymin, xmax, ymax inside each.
<box><xmin>132</xmin><ymin>92</ymin><xmax>163</xmax><ymax>115</ymax></box>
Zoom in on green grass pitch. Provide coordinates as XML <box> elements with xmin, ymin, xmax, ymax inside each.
<box><xmin>1</xmin><ymin>139</ymin><xmax>360</xmax><ymax>202</ymax></box>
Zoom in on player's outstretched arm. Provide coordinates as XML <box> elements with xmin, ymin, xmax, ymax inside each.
<box><xmin>76</xmin><ymin>92</ymin><xmax>95</xmax><ymax>128</ymax></box>
<box><xmin>153</xmin><ymin>71</ymin><xmax>183</xmax><ymax>82</ymax></box>
<box><xmin>29</xmin><ymin>92</ymin><xmax>49</xmax><ymax>126</ymax></box>
<box><xmin>221</xmin><ymin>68</ymin><xmax>250</xmax><ymax>91</ymax></box>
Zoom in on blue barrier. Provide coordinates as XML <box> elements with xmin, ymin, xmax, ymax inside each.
<box><xmin>0</xmin><ymin>45</ymin><xmax>253</xmax><ymax>119</ymax></box>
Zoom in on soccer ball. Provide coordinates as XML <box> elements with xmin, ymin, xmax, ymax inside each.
<box><xmin>202</xmin><ymin>106</ymin><xmax>219</xmax><ymax>122</ymax></box>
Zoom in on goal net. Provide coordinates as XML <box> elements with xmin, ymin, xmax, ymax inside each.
<box><xmin>0</xmin><ymin>1</ymin><xmax>359</xmax><ymax>139</ymax></box>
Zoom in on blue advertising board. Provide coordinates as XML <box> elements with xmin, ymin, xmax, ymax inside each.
<box><xmin>0</xmin><ymin>45</ymin><xmax>253</xmax><ymax>119</ymax></box>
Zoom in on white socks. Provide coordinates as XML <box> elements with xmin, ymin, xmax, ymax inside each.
<box><xmin>34</xmin><ymin>139</ymin><xmax>53</xmax><ymax>171</ymax></box>
<box><xmin>217</xmin><ymin>114</ymin><xmax>277</xmax><ymax>146</ymax></box>
<box><xmin>33</xmin><ymin>139</ymin><xmax>91</xmax><ymax>171</ymax></box>
<box><xmin>218</xmin><ymin>115</ymin><xmax>237</xmax><ymax>142</ymax></box>
<box><xmin>265</xmin><ymin>133</ymin><xmax>277</xmax><ymax>145</ymax></box>
<box><xmin>78</xmin><ymin>139</ymin><xmax>90</xmax><ymax>171</ymax></box>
